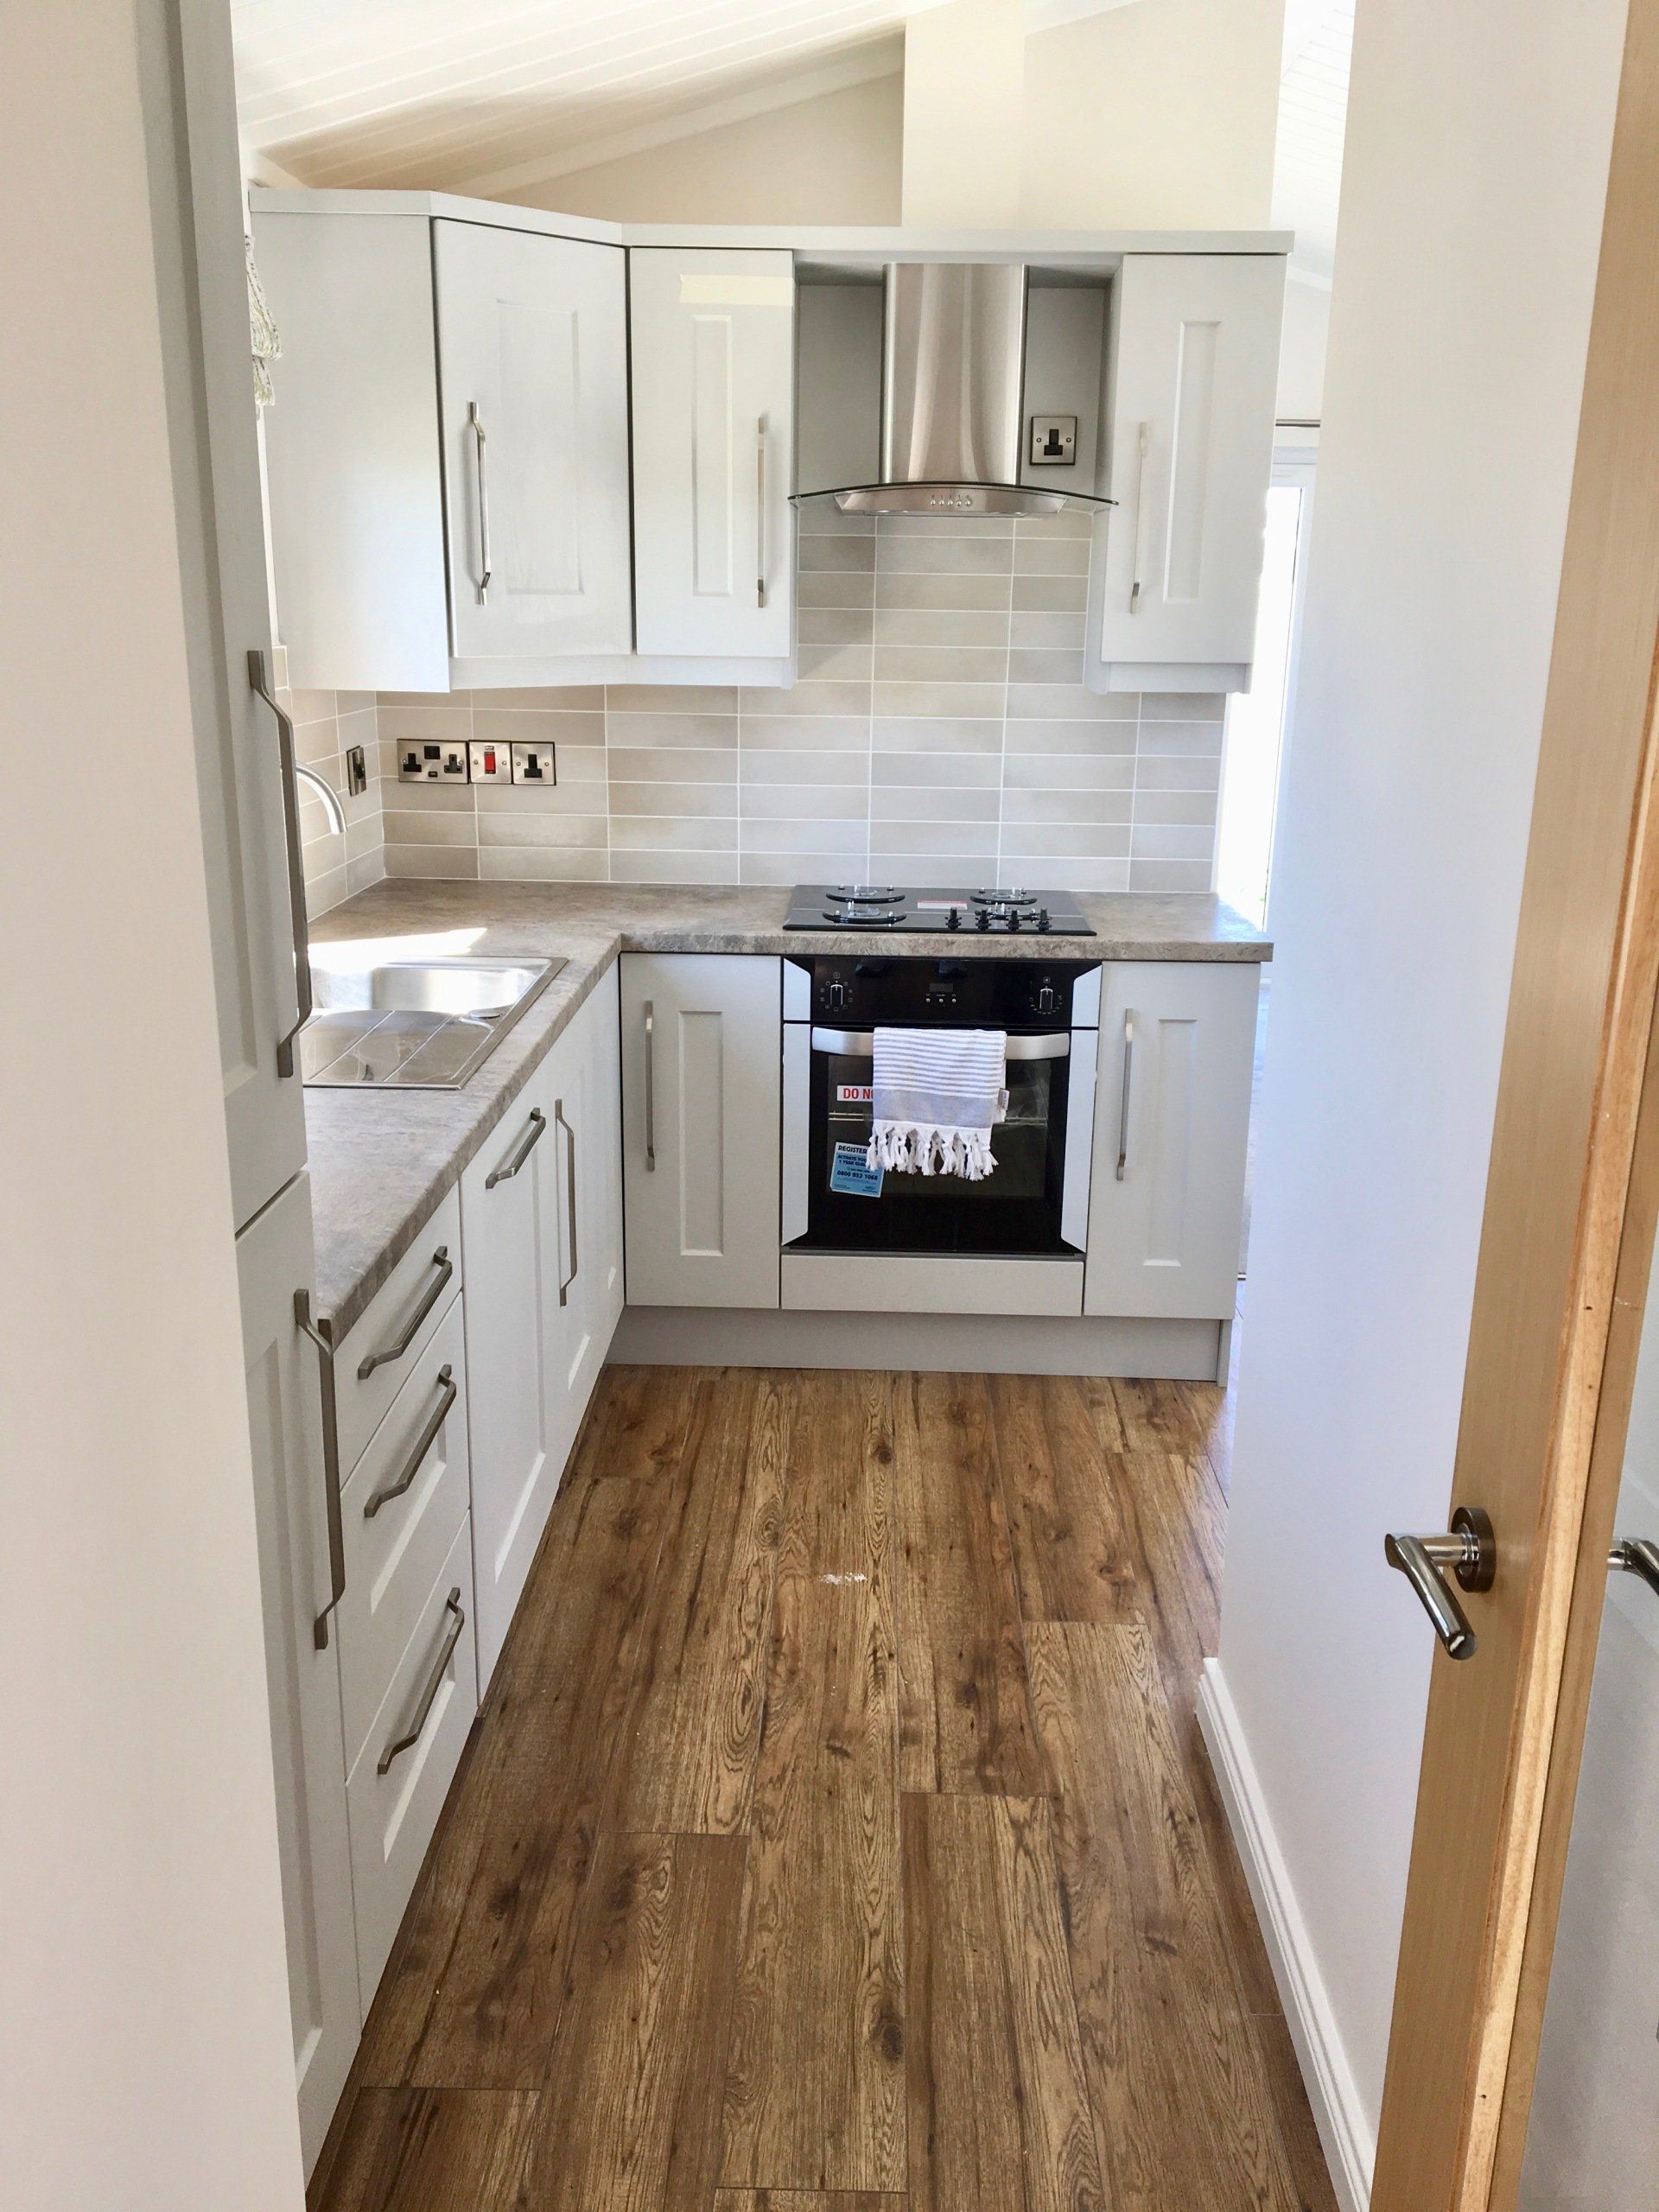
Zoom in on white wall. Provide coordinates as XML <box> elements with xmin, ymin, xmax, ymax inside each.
<box><xmin>1209</xmin><ymin>0</ymin><xmax>1628</xmax><ymax>2189</ymax></box>
<box><xmin>1020</xmin><ymin>0</ymin><xmax>1281</xmax><ymax>228</ymax></box>
<box><xmin>903</xmin><ymin>0</ymin><xmax>1025</xmax><ymax>223</ymax></box>
<box><xmin>1</xmin><ymin>7</ymin><xmax>305</xmax><ymax>2206</ymax></box>
<box><xmin>524</xmin><ymin>72</ymin><xmax>903</xmax><ymax>224</ymax></box>
<box><xmin>1276</xmin><ymin>271</ymin><xmax>1330</xmax><ymax>421</ymax></box>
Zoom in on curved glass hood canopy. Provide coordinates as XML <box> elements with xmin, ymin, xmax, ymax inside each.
<box><xmin>796</xmin><ymin>262</ymin><xmax>1113</xmax><ymax>518</ymax></box>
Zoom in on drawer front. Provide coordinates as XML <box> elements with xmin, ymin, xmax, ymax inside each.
<box><xmin>346</xmin><ymin>1515</ymin><xmax>478</xmax><ymax>2005</ymax></box>
<box><xmin>338</xmin><ymin>1297</ymin><xmax>471</xmax><ymax>1769</ymax></box>
<box><xmin>334</xmin><ymin>1185</ymin><xmax>462</xmax><ymax>1469</ymax></box>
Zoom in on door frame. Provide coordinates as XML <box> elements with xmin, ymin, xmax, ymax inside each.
<box><xmin>1371</xmin><ymin>1</ymin><xmax>1659</xmax><ymax>2203</ymax></box>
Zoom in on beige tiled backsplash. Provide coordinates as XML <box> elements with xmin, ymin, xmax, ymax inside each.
<box><xmin>295</xmin><ymin>511</ymin><xmax>1226</xmax><ymax>911</ymax></box>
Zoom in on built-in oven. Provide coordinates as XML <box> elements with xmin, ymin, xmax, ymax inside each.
<box><xmin>782</xmin><ymin>955</ymin><xmax>1101</xmax><ymax>1261</ymax></box>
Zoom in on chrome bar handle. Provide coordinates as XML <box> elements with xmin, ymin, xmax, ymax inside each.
<box><xmin>1609</xmin><ymin>1535</ymin><xmax>1659</xmax><ymax>1597</ymax></box>
<box><xmin>249</xmin><ymin>649</ymin><xmax>312</xmax><ymax>1078</ymax></box>
<box><xmin>810</xmin><ymin>1027</ymin><xmax>1070</xmax><ymax>1061</ymax></box>
<box><xmin>1128</xmin><ymin>421</ymin><xmax>1151</xmax><ymax>613</ymax></box>
<box><xmin>364</xmin><ymin>1365</ymin><xmax>455</xmax><ymax>1520</ymax></box>
<box><xmin>644</xmin><ymin>1001</ymin><xmax>657</xmax><ymax>1170</ymax></box>
<box><xmin>1116</xmin><ymin>1008</ymin><xmax>1135</xmax><ymax>1180</ymax></box>
<box><xmin>294</xmin><ymin>1291</ymin><xmax>346</xmax><ymax>1649</ymax></box>
<box><xmin>378</xmin><ymin>1588</ymin><xmax>465</xmax><ymax>1775</ymax></box>
<box><xmin>469</xmin><ymin>401</ymin><xmax>492</xmax><ymax>604</ymax></box>
<box><xmin>356</xmin><ymin>1245</ymin><xmax>454</xmax><ymax>1377</ymax></box>
<box><xmin>556</xmin><ymin>1098</ymin><xmax>579</xmax><ymax>1306</ymax></box>
<box><xmin>756</xmin><ymin>415</ymin><xmax>768</xmax><ymax>608</ymax></box>
<box><xmin>484</xmin><ymin>1107</ymin><xmax>546</xmax><ymax>1192</ymax></box>
<box><xmin>1384</xmin><ymin>1506</ymin><xmax>1496</xmax><ymax>1661</ymax></box>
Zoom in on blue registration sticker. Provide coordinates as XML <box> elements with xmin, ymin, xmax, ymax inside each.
<box><xmin>830</xmin><ymin>1141</ymin><xmax>884</xmax><ymax>1197</ymax></box>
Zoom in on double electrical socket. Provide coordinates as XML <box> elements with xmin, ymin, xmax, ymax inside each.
<box><xmin>398</xmin><ymin>740</ymin><xmax>556</xmax><ymax>786</ymax></box>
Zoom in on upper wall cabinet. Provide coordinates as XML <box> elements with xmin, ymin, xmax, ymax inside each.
<box><xmin>254</xmin><ymin>208</ymin><xmax>632</xmax><ymax>691</ymax></box>
<box><xmin>1094</xmin><ymin>254</ymin><xmax>1286</xmax><ymax>695</ymax></box>
<box><xmin>629</xmin><ymin>248</ymin><xmax>796</xmax><ymax>659</ymax></box>
<box><xmin>434</xmin><ymin>222</ymin><xmax>631</xmax><ymax>663</ymax></box>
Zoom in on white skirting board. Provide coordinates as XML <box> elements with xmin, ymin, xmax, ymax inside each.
<box><xmin>1198</xmin><ymin>1659</ymin><xmax>1376</xmax><ymax>2212</ymax></box>
<box><xmin>610</xmin><ymin>1304</ymin><xmax>1224</xmax><ymax>1378</ymax></box>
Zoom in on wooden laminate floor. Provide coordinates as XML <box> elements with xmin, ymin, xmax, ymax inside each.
<box><xmin>313</xmin><ymin>1359</ymin><xmax>1336</xmax><ymax>2212</ymax></box>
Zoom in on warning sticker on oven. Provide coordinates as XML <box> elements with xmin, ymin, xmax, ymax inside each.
<box><xmin>830</xmin><ymin>1141</ymin><xmax>884</xmax><ymax>1197</ymax></box>
<box><xmin>836</xmin><ymin>1083</ymin><xmax>874</xmax><ymax>1103</ymax></box>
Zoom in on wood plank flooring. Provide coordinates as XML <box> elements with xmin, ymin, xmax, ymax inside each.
<box><xmin>312</xmin><ymin>1362</ymin><xmax>1336</xmax><ymax>2212</ymax></box>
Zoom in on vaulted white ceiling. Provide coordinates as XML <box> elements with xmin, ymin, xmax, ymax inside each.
<box><xmin>232</xmin><ymin>0</ymin><xmax>1117</xmax><ymax>194</ymax></box>
<box><xmin>1273</xmin><ymin>0</ymin><xmax>1352</xmax><ymax>283</ymax></box>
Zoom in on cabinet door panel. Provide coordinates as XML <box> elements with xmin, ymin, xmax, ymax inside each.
<box><xmin>542</xmin><ymin>969</ymin><xmax>624</xmax><ymax>1474</ymax></box>
<box><xmin>237</xmin><ymin>1175</ymin><xmax>359</xmax><ymax>2172</ymax></box>
<box><xmin>620</xmin><ymin>953</ymin><xmax>781</xmax><ymax>1307</ymax></box>
<box><xmin>1098</xmin><ymin>255</ymin><xmax>1284</xmax><ymax>686</ymax></box>
<box><xmin>631</xmin><ymin>248</ymin><xmax>795</xmax><ymax>658</ymax></box>
<box><xmin>435</xmin><ymin>222</ymin><xmax>631</xmax><ymax>660</ymax></box>
<box><xmin>1084</xmin><ymin>962</ymin><xmax>1259</xmax><ymax>1319</ymax></box>
<box><xmin>460</xmin><ymin>1079</ymin><xmax>555</xmax><ymax>1687</ymax></box>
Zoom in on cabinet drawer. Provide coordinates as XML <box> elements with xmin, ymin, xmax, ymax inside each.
<box><xmin>334</xmin><ymin>1185</ymin><xmax>462</xmax><ymax>1469</ymax></box>
<box><xmin>338</xmin><ymin>1297</ymin><xmax>470</xmax><ymax>1769</ymax></box>
<box><xmin>346</xmin><ymin>1515</ymin><xmax>478</xmax><ymax>2005</ymax></box>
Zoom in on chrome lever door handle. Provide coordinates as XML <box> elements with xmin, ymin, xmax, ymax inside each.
<box><xmin>356</xmin><ymin>1245</ymin><xmax>453</xmax><ymax>1377</ymax></box>
<box><xmin>643</xmin><ymin>1001</ymin><xmax>657</xmax><ymax>1170</ymax></box>
<box><xmin>485</xmin><ymin>1107</ymin><xmax>546</xmax><ymax>1191</ymax></box>
<box><xmin>556</xmin><ymin>1096</ymin><xmax>578</xmax><ymax>1306</ymax></box>
<box><xmin>1609</xmin><ymin>1535</ymin><xmax>1659</xmax><ymax>1596</ymax></box>
<box><xmin>469</xmin><ymin>401</ymin><xmax>491</xmax><ymax>603</ymax></box>
<box><xmin>1384</xmin><ymin>1506</ymin><xmax>1496</xmax><ymax>1660</ymax></box>
<box><xmin>756</xmin><ymin>414</ymin><xmax>768</xmax><ymax>608</ymax></box>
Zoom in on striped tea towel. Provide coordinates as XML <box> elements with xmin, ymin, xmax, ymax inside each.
<box><xmin>868</xmin><ymin>1027</ymin><xmax>1008</xmax><ymax>1179</ymax></box>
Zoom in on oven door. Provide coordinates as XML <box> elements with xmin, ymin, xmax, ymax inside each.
<box><xmin>789</xmin><ymin>1024</ymin><xmax>1084</xmax><ymax>1258</ymax></box>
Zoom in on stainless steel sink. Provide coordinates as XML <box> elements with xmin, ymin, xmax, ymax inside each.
<box><xmin>301</xmin><ymin>956</ymin><xmax>563</xmax><ymax>1088</ymax></box>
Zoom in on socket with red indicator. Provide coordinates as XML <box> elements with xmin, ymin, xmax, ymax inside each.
<box><xmin>467</xmin><ymin>739</ymin><xmax>512</xmax><ymax>785</ymax></box>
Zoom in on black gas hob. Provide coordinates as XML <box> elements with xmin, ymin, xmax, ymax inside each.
<box><xmin>782</xmin><ymin>884</ymin><xmax>1095</xmax><ymax>936</ymax></box>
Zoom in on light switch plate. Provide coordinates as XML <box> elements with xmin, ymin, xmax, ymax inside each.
<box><xmin>511</xmin><ymin>742</ymin><xmax>556</xmax><ymax>787</ymax></box>
<box><xmin>468</xmin><ymin>738</ymin><xmax>512</xmax><ymax>785</ymax></box>
<box><xmin>398</xmin><ymin>740</ymin><xmax>470</xmax><ymax>783</ymax></box>
<box><xmin>1029</xmin><ymin>415</ymin><xmax>1078</xmax><ymax>466</ymax></box>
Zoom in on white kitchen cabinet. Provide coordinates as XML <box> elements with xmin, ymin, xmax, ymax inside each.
<box><xmin>620</xmin><ymin>954</ymin><xmax>782</xmax><ymax>1308</ymax></box>
<box><xmin>237</xmin><ymin>1174</ymin><xmax>359</xmax><ymax>2172</ymax></box>
<box><xmin>434</xmin><ymin>220</ymin><xmax>632</xmax><ymax>664</ymax></box>
<box><xmin>541</xmin><ymin>968</ymin><xmax>625</xmax><ymax>1478</ymax></box>
<box><xmin>1095</xmin><ymin>255</ymin><xmax>1285</xmax><ymax>694</ymax></box>
<box><xmin>630</xmin><ymin>247</ymin><xmax>796</xmax><ymax>658</ymax></box>
<box><xmin>461</xmin><ymin>1075</ymin><xmax>556</xmax><ymax>1687</ymax></box>
<box><xmin>1084</xmin><ymin>962</ymin><xmax>1259</xmax><ymax>1320</ymax></box>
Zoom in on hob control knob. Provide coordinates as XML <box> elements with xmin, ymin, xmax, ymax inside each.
<box><xmin>976</xmin><ymin>908</ymin><xmax>991</xmax><ymax>931</ymax></box>
<box><xmin>946</xmin><ymin>906</ymin><xmax>962</xmax><ymax>930</ymax></box>
<box><xmin>1037</xmin><ymin>907</ymin><xmax>1052</xmax><ymax>932</ymax></box>
<box><xmin>1007</xmin><ymin>909</ymin><xmax>1022</xmax><ymax>932</ymax></box>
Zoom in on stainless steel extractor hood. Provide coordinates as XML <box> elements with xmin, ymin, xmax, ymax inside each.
<box><xmin>809</xmin><ymin>263</ymin><xmax>1111</xmax><ymax>518</ymax></box>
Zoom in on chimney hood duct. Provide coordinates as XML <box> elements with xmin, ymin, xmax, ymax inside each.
<box><xmin>810</xmin><ymin>263</ymin><xmax>1111</xmax><ymax>518</ymax></box>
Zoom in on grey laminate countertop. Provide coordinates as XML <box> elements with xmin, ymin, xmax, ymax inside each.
<box><xmin>305</xmin><ymin>880</ymin><xmax>1270</xmax><ymax>1338</ymax></box>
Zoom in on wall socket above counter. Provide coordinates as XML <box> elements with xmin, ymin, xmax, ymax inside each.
<box><xmin>398</xmin><ymin>738</ymin><xmax>557</xmax><ymax>787</ymax></box>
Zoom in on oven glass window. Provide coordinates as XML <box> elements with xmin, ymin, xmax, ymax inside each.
<box><xmin>804</xmin><ymin>1039</ymin><xmax>1077</xmax><ymax>1257</ymax></box>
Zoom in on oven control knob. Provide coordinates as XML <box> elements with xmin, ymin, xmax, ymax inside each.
<box><xmin>825</xmin><ymin>980</ymin><xmax>849</xmax><ymax>1011</ymax></box>
<box><xmin>1035</xmin><ymin>982</ymin><xmax>1059</xmax><ymax>1015</ymax></box>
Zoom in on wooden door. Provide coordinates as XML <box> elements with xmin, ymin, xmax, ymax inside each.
<box><xmin>630</xmin><ymin>246</ymin><xmax>796</xmax><ymax>658</ymax></box>
<box><xmin>620</xmin><ymin>952</ymin><xmax>782</xmax><ymax>1307</ymax></box>
<box><xmin>459</xmin><ymin>1076</ymin><xmax>554</xmax><ymax>1688</ymax></box>
<box><xmin>151</xmin><ymin>0</ymin><xmax>305</xmax><ymax>1229</ymax></box>
<box><xmin>434</xmin><ymin>220</ymin><xmax>632</xmax><ymax>663</ymax></box>
<box><xmin>236</xmin><ymin>1173</ymin><xmax>359</xmax><ymax>2172</ymax></box>
<box><xmin>1084</xmin><ymin>960</ymin><xmax>1259</xmax><ymax>1319</ymax></box>
<box><xmin>1372</xmin><ymin>10</ymin><xmax>1659</xmax><ymax>2205</ymax></box>
<box><xmin>1097</xmin><ymin>254</ymin><xmax>1285</xmax><ymax>691</ymax></box>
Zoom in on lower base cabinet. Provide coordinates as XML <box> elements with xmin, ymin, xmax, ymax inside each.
<box><xmin>464</xmin><ymin>965</ymin><xmax>625</xmax><ymax>1686</ymax></box>
<box><xmin>1084</xmin><ymin>959</ymin><xmax>1260</xmax><ymax>1319</ymax></box>
<box><xmin>238</xmin><ymin>1173</ymin><xmax>360</xmax><ymax>2176</ymax></box>
<box><xmin>345</xmin><ymin>1514</ymin><xmax>479</xmax><ymax>1996</ymax></box>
